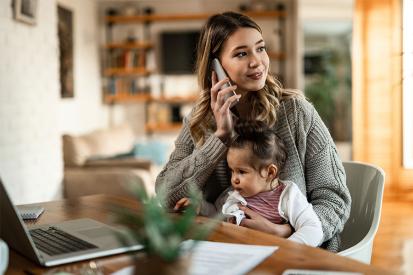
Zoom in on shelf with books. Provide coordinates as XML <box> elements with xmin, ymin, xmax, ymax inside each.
<box><xmin>103</xmin><ymin>43</ymin><xmax>151</xmax><ymax>74</ymax></box>
<box><xmin>104</xmin><ymin>93</ymin><xmax>151</xmax><ymax>104</ymax></box>
<box><xmin>149</xmin><ymin>95</ymin><xmax>198</xmax><ymax>104</ymax></box>
<box><xmin>145</xmin><ymin>95</ymin><xmax>196</xmax><ymax>133</ymax></box>
<box><xmin>105</xmin><ymin>11</ymin><xmax>286</xmax><ymax>24</ymax></box>
<box><xmin>104</xmin><ymin>41</ymin><xmax>153</xmax><ymax>50</ymax></box>
<box><xmin>104</xmin><ymin>93</ymin><xmax>197</xmax><ymax>105</ymax></box>
<box><xmin>104</xmin><ymin>67</ymin><xmax>151</xmax><ymax>77</ymax></box>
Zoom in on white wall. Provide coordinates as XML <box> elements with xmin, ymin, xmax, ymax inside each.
<box><xmin>0</xmin><ymin>0</ymin><xmax>107</xmax><ymax>204</ymax></box>
<box><xmin>58</xmin><ymin>0</ymin><xmax>109</xmax><ymax>135</ymax></box>
<box><xmin>0</xmin><ymin>0</ymin><xmax>62</xmax><ymax>204</ymax></box>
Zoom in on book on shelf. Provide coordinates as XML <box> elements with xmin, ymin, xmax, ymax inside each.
<box><xmin>106</xmin><ymin>77</ymin><xmax>151</xmax><ymax>96</ymax></box>
<box><xmin>116</xmin><ymin>49</ymin><xmax>145</xmax><ymax>69</ymax></box>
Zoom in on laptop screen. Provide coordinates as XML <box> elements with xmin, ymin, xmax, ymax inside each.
<box><xmin>0</xmin><ymin>179</ymin><xmax>42</xmax><ymax>264</ymax></box>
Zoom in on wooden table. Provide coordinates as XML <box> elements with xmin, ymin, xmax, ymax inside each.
<box><xmin>7</xmin><ymin>194</ymin><xmax>394</xmax><ymax>275</ymax></box>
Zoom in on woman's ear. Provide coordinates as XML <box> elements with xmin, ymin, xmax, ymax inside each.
<box><xmin>267</xmin><ymin>164</ymin><xmax>278</xmax><ymax>181</ymax></box>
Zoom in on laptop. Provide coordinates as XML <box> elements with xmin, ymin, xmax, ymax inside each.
<box><xmin>0</xmin><ymin>178</ymin><xmax>143</xmax><ymax>267</ymax></box>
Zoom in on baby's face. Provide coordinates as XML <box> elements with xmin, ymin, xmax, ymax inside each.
<box><xmin>227</xmin><ymin>147</ymin><xmax>271</xmax><ymax>197</ymax></box>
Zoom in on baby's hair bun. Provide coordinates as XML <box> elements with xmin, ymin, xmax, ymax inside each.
<box><xmin>234</xmin><ymin>120</ymin><xmax>270</xmax><ymax>140</ymax></box>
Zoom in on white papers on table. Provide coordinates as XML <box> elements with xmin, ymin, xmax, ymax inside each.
<box><xmin>111</xmin><ymin>240</ymin><xmax>278</xmax><ymax>275</ymax></box>
<box><xmin>187</xmin><ymin>241</ymin><xmax>277</xmax><ymax>275</ymax></box>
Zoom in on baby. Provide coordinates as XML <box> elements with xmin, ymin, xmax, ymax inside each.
<box><xmin>222</xmin><ymin>120</ymin><xmax>323</xmax><ymax>247</ymax></box>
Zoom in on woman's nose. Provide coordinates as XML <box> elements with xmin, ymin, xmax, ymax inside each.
<box><xmin>249</xmin><ymin>54</ymin><xmax>260</xmax><ymax>68</ymax></box>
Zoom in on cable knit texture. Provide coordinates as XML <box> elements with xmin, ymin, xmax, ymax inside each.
<box><xmin>155</xmin><ymin>97</ymin><xmax>351</xmax><ymax>251</ymax></box>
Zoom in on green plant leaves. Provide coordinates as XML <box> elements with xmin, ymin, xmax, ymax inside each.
<box><xmin>112</xmin><ymin>182</ymin><xmax>219</xmax><ymax>262</ymax></box>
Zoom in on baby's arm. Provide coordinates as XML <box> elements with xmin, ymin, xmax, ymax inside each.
<box><xmin>281</xmin><ymin>183</ymin><xmax>324</xmax><ymax>247</ymax></box>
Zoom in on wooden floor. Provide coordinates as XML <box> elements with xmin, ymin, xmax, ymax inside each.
<box><xmin>371</xmin><ymin>194</ymin><xmax>413</xmax><ymax>274</ymax></box>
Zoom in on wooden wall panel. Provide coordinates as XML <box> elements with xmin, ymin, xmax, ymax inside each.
<box><xmin>353</xmin><ymin>0</ymin><xmax>413</xmax><ymax>192</ymax></box>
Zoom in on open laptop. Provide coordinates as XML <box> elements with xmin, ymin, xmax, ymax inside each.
<box><xmin>0</xmin><ymin>178</ymin><xmax>143</xmax><ymax>266</ymax></box>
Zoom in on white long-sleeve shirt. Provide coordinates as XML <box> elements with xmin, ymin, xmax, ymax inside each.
<box><xmin>222</xmin><ymin>180</ymin><xmax>324</xmax><ymax>247</ymax></box>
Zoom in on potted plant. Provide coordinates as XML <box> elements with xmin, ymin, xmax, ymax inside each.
<box><xmin>112</xmin><ymin>183</ymin><xmax>218</xmax><ymax>275</ymax></box>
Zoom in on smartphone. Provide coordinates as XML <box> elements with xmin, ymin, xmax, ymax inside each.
<box><xmin>212</xmin><ymin>58</ymin><xmax>238</xmax><ymax>108</ymax></box>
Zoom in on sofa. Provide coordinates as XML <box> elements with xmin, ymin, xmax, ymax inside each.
<box><xmin>62</xmin><ymin>124</ymin><xmax>155</xmax><ymax>198</ymax></box>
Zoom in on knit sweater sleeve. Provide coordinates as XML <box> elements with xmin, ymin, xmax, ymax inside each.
<box><xmin>155</xmin><ymin>115</ymin><xmax>228</xmax><ymax>209</ymax></box>
<box><xmin>300</xmin><ymin>100</ymin><xmax>351</xmax><ymax>243</ymax></box>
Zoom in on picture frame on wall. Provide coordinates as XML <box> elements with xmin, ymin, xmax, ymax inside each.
<box><xmin>58</xmin><ymin>5</ymin><xmax>74</xmax><ymax>98</ymax></box>
<box><xmin>13</xmin><ymin>0</ymin><xmax>38</xmax><ymax>25</ymax></box>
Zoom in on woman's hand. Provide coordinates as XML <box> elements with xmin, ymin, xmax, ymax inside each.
<box><xmin>239</xmin><ymin>205</ymin><xmax>293</xmax><ymax>238</ymax></box>
<box><xmin>210</xmin><ymin>71</ymin><xmax>241</xmax><ymax>141</ymax></box>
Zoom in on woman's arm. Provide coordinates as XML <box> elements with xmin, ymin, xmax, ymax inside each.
<box><xmin>155</xmin><ymin>116</ymin><xmax>228</xmax><ymax>209</ymax></box>
<box><xmin>304</xmin><ymin>105</ymin><xmax>351</xmax><ymax>244</ymax></box>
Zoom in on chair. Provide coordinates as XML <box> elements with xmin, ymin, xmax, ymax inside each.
<box><xmin>337</xmin><ymin>161</ymin><xmax>385</xmax><ymax>264</ymax></box>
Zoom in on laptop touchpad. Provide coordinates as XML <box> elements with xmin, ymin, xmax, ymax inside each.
<box><xmin>78</xmin><ymin>227</ymin><xmax>116</xmax><ymax>238</ymax></box>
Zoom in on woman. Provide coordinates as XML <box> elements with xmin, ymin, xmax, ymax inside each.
<box><xmin>155</xmin><ymin>11</ymin><xmax>351</xmax><ymax>251</ymax></box>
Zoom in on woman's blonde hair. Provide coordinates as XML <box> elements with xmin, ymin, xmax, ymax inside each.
<box><xmin>190</xmin><ymin>12</ymin><xmax>303</xmax><ymax>146</ymax></box>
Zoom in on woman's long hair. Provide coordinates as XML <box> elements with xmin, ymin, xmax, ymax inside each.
<box><xmin>190</xmin><ymin>12</ymin><xmax>303</xmax><ymax>147</ymax></box>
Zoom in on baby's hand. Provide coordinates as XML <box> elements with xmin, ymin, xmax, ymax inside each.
<box><xmin>174</xmin><ymin>197</ymin><xmax>202</xmax><ymax>214</ymax></box>
<box><xmin>226</xmin><ymin>217</ymin><xmax>236</xmax><ymax>224</ymax></box>
<box><xmin>174</xmin><ymin>197</ymin><xmax>191</xmax><ymax>211</ymax></box>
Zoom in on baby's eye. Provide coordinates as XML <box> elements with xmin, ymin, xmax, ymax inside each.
<box><xmin>239</xmin><ymin>170</ymin><xmax>246</xmax><ymax>174</ymax></box>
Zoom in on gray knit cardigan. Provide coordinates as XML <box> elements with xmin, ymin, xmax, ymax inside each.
<box><xmin>155</xmin><ymin>97</ymin><xmax>351</xmax><ymax>251</ymax></box>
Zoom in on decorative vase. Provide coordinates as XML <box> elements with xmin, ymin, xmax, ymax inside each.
<box><xmin>134</xmin><ymin>254</ymin><xmax>191</xmax><ymax>275</ymax></box>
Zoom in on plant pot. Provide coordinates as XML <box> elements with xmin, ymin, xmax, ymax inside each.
<box><xmin>134</xmin><ymin>254</ymin><xmax>191</xmax><ymax>275</ymax></box>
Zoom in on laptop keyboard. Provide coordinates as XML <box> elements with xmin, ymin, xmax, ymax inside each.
<box><xmin>29</xmin><ymin>227</ymin><xmax>98</xmax><ymax>256</ymax></box>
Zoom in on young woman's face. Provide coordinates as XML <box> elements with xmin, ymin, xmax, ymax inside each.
<box><xmin>227</xmin><ymin>146</ymin><xmax>272</xmax><ymax>197</ymax></box>
<box><xmin>219</xmin><ymin>27</ymin><xmax>269</xmax><ymax>94</ymax></box>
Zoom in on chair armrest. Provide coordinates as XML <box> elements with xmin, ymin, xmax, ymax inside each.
<box><xmin>84</xmin><ymin>157</ymin><xmax>152</xmax><ymax>171</ymax></box>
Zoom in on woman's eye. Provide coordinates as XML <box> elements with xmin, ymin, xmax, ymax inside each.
<box><xmin>235</xmin><ymin>52</ymin><xmax>247</xmax><ymax>58</ymax></box>
<box><xmin>258</xmin><ymin>46</ymin><xmax>266</xmax><ymax>52</ymax></box>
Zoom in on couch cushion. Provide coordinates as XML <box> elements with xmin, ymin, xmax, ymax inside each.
<box><xmin>133</xmin><ymin>140</ymin><xmax>172</xmax><ymax>166</ymax></box>
<box><xmin>63</xmin><ymin>124</ymin><xmax>135</xmax><ymax>166</ymax></box>
<box><xmin>84</xmin><ymin>157</ymin><xmax>152</xmax><ymax>170</ymax></box>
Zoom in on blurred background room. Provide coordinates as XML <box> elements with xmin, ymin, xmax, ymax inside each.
<box><xmin>0</xmin><ymin>0</ymin><xmax>412</xmax><ymax>273</ymax></box>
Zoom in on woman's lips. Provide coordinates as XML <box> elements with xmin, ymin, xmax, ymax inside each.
<box><xmin>247</xmin><ymin>72</ymin><xmax>263</xmax><ymax>80</ymax></box>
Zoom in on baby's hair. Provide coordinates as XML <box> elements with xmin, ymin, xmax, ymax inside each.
<box><xmin>231</xmin><ymin>120</ymin><xmax>287</xmax><ymax>177</ymax></box>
